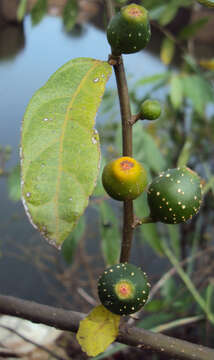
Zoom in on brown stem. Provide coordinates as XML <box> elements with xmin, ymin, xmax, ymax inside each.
<box><xmin>118</xmin><ymin>323</ymin><xmax>214</xmax><ymax>360</ymax></box>
<box><xmin>113</xmin><ymin>55</ymin><xmax>134</xmax><ymax>263</ymax></box>
<box><xmin>113</xmin><ymin>56</ymin><xmax>132</xmax><ymax>157</ymax></box>
<box><xmin>120</xmin><ymin>199</ymin><xmax>134</xmax><ymax>262</ymax></box>
<box><xmin>129</xmin><ymin>113</ymin><xmax>142</xmax><ymax>125</ymax></box>
<box><xmin>0</xmin><ymin>294</ymin><xmax>213</xmax><ymax>360</ymax></box>
<box><xmin>105</xmin><ymin>0</ymin><xmax>134</xmax><ymax>263</ymax></box>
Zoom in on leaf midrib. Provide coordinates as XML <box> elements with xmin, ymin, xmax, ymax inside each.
<box><xmin>54</xmin><ymin>60</ymin><xmax>99</xmax><ymax>240</ymax></box>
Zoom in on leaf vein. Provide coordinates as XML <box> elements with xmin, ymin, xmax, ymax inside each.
<box><xmin>54</xmin><ymin>62</ymin><xmax>100</xmax><ymax>240</ymax></box>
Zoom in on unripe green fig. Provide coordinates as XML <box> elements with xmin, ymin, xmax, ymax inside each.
<box><xmin>140</xmin><ymin>99</ymin><xmax>161</xmax><ymax>120</ymax></box>
<box><xmin>102</xmin><ymin>156</ymin><xmax>147</xmax><ymax>201</ymax></box>
<box><xmin>147</xmin><ymin>167</ymin><xmax>202</xmax><ymax>224</ymax></box>
<box><xmin>107</xmin><ymin>4</ymin><xmax>151</xmax><ymax>55</ymax></box>
<box><xmin>98</xmin><ymin>263</ymin><xmax>150</xmax><ymax>315</ymax></box>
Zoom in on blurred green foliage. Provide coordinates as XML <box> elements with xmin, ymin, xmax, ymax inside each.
<box><xmin>30</xmin><ymin>0</ymin><xmax>47</xmax><ymax>26</ymax></box>
<box><xmin>17</xmin><ymin>0</ymin><xmax>78</xmax><ymax>30</ymax></box>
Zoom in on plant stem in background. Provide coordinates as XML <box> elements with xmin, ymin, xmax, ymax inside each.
<box><xmin>162</xmin><ymin>238</ymin><xmax>214</xmax><ymax>324</ymax></box>
<box><xmin>150</xmin><ymin>314</ymin><xmax>204</xmax><ymax>333</ymax></box>
<box><xmin>105</xmin><ymin>0</ymin><xmax>115</xmax><ymax>19</ymax></box>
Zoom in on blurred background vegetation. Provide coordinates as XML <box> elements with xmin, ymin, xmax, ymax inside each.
<box><xmin>0</xmin><ymin>0</ymin><xmax>214</xmax><ymax>359</ymax></box>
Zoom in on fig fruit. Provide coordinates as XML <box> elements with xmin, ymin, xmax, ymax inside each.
<box><xmin>98</xmin><ymin>263</ymin><xmax>150</xmax><ymax>315</ymax></box>
<box><xmin>102</xmin><ymin>156</ymin><xmax>147</xmax><ymax>201</ymax></box>
<box><xmin>147</xmin><ymin>167</ymin><xmax>202</xmax><ymax>224</ymax></box>
<box><xmin>140</xmin><ymin>99</ymin><xmax>161</xmax><ymax>120</ymax></box>
<box><xmin>107</xmin><ymin>4</ymin><xmax>151</xmax><ymax>55</ymax></box>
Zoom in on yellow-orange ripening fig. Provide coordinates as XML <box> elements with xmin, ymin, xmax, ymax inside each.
<box><xmin>102</xmin><ymin>156</ymin><xmax>147</xmax><ymax>201</ymax></box>
<box><xmin>107</xmin><ymin>4</ymin><xmax>151</xmax><ymax>55</ymax></box>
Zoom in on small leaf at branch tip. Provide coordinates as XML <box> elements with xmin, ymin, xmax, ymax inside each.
<box><xmin>76</xmin><ymin>304</ymin><xmax>120</xmax><ymax>357</ymax></box>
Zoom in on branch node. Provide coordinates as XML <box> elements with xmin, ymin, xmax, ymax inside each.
<box><xmin>134</xmin><ymin>215</ymin><xmax>156</xmax><ymax>227</ymax></box>
<box><xmin>108</xmin><ymin>54</ymin><xmax>122</xmax><ymax>66</ymax></box>
<box><xmin>129</xmin><ymin>113</ymin><xmax>142</xmax><ymax>125</ymax></box>
<box><xmin>132</xmin><ymin>216</ymin><xmax>142</xmax><ymax>228</ymax></box>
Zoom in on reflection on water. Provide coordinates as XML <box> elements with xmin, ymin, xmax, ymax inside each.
<box><xmin>0</xmin><ymin>14</ymin><xmax>167</xmax><ymax>307</ymax></box>
<box><xmin>0</xmin><ymin>15</ymin><xmax>166</xmax><ymax>164</ymax></box>
<box><xmin>0</xmin><ymin>23</ymin><xmax>25</xmax><ymax>60</ymax></box>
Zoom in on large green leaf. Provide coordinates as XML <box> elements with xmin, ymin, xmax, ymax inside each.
<box><xmin>21</xmin><ymin>57</ymin><xmax>112</xmax><ymax>248</ymax></box>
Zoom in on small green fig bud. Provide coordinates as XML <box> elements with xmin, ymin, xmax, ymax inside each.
<box><xmin>147</xmin><ymin>167</ymin><xmax>202</xmax><ymax>224</ymax></box>
<box><xmin>98</xmin><ymin>263</ymin><xmax>150</xmax><ymax>315</ymax></box>
<box><xmin>102</xmin><ymin>156</ymin><xmax>147</xmax><ymax>201</ymax></box>
<box><xmin>140</xmin><ymin>99</ymin><xmax>162</xmax><ymax>120</ymax></box>
<box><xmin>107</xmin><ymin>4</ymin><xmax>151</xmax><ymax>55</ymax></box>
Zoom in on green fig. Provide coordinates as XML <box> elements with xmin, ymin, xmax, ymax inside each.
<box><xmin>140</xmin><ymin>99</ymin><xmax>162</xmax><ymax>120</ymax></box>
<box><xmin>147</xmin><ymin>167</ymin><xmax>202</xmax><ymax>224</ymax></box>
<box><xmin>107</xmin><ymin>4</ymin><xmax>151</xmax><ymax>55</ymax></box>
<box><xmin>98</xmin><ymin>263</ymin><xmax>150</xmax><ymax>315</ymax></box>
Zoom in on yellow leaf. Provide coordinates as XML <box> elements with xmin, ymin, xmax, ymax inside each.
<box><xmin>199</xmin><ymin>59</ymin><xmax>214</xmax><ymax>71</ymax></box>
<box><xmin>160</xmin><ymin>38</ymin><xmax>175</xmax><ymax>66</ymax></box>
<box><xmin>76</xmin><ymin>305</ymin><xmax>120</xmax><ymax>357</ymax></box>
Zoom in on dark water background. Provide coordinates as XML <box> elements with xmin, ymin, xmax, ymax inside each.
<box><xmin>0</xmin><ymin>14</ymin><xmax>168</xmax><ymax>308</ymax></box>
